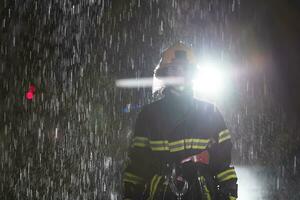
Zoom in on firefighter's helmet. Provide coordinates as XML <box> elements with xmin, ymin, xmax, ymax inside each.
<box><xmin>154</xmin><ymin>42</ymin><xmax>196</xmax><ymax>78</ymax></box>
<box><xmin>153</xmin><ymin>42</ymin><xmax>197</xmax><ymax>94</ymax></box>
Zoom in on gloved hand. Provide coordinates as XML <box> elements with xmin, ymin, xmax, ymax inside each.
<box><xmin>217</xmin><ymin>181</ymin><xmax>238</xmax><ymax>200</ymax></box>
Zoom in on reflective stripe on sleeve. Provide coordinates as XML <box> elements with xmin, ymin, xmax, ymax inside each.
<box><xmin>218</xmin><ymin>129</ymin><xmax>231</xmax><ymax>143</ymax></box>
<box><xmin>149</xmin><ymin>140</ymin><xmax>169</xmax><ymax>151</ymax></box>
<box><xmin>123</xmin><ymin>172</ymin><xmax>145</xmax><ymax>185</ymax></box>
<box><xmin>131</xmin><ymin>136</ymin><xmax>149</xmax><ymax>148</ymax></box>
<box><xmin>216</xmin><ymin>167</ymin><xmax>237</xmax><ymax>182</ymax></box>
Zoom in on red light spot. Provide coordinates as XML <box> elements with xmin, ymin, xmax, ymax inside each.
<box><xmin>29</xmin><ymin>84</ymin><xmax>36</xmax><ymax>93</ymax></box>
<box><xmin>26</xmin><ymin>83</ymin><xmax>36</xmax><ymax>100</ymax></box>
<box><xmin>26</xmin><ymin>92</ymin><xmax>33</xmax><ymax>100</ymax></box>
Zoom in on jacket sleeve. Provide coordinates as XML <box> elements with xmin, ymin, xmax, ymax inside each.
<box><xmin>122</xmin><ymin>108</ymin><xmax>154</xmax><ymax>200</ymax></box>
<box><xmin>209</xmin><ymin>108</ymin><xmax>238</xmax><ymax>199</ymax></box>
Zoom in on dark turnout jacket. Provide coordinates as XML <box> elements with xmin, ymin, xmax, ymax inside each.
<box><xmin>123</xmin><ymin>91</ymin><xmax>238</xmax><ymax>200</ymax></box>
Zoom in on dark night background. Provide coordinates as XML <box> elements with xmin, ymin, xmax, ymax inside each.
<box><xmin>1</xmin><ymin>0</ymin><xmax>300</xmax><ymax>199</ymax></box>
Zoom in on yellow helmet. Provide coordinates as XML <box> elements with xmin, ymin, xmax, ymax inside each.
<box><xmin>154</xmin><ymin>42</ymin><xmax>196</xmax><ymax>77</ymax></box>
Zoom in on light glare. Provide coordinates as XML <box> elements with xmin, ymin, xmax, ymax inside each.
<box><xmin>116</xmin><ymin>77</ymin><xmax>183</xmax><ymax>88</ymax></box>
<box><xmin>193</xmin><ymin>61</ymin><xmax>227</xmax><ymax>100</ymax></box>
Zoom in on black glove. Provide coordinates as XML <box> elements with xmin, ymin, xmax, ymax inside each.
<box><xmin>218</xmin><ymin>181</ymin><xmax>238</xmax><ymax>200</ymax></box>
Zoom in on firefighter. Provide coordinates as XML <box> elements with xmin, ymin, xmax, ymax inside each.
<box><xmin>123</xmin><ymin>42</ymin><xmax>238</xmax><ymax>200</ymax></box>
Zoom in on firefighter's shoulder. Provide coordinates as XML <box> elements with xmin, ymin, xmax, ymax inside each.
<box><xmin>137</xmin><ymin>98</ymin><xmax>164</xmax><ymax>117</ymax></box>
<box><xmin>192</xmin><ymin>98</ymin><xmax>219</xmax><ymax>115</ymax></box>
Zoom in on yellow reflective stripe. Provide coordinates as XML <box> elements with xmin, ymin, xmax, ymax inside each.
<box><xmin>149</xmin><ymin>175</ymin><xmax>162</xmax><ymax>199</ymax></box>
<box><xmin>229</xmin><ymin>196</ymin><xmax>237</xmax><ymax>200</ymax></box>
<box><xmin>169</xmin><ymin>140</ymin><xmax>184</xmax><ymax>146</ymax></box>
<box><xmin>219</xmin><ymin>174</ymin><xmax>237</xmax><ymax>182</ymax></box>
<box><xmin>203</xmin><ymin>184</ymin><xmax>212</xmax><ymax>200</ymax></box>
<box><xmin>149</xmin><ymin>140</ymin><xmax>169</xmax><ymax>151</ymax></box>
<box><xmin>134</xmin><ymin>136</ymin><xmax>149</xmax><ymax>141</ymax></box>
<box><xmin>149</xmin><ymin>140</ymin><xmax>169</xmax><ymax>144</ymax></box>
<box><xmin>124</xmin><ymin>172</ymin><xmax>144</xmax><ymax>182</ymax></box>
<box><xmin>190</xmin><ymin>138</ymin><xmax>209</xmax><ymax>150</ymax></box>
<box><xmin>149</xmin><ymin>138</ymin><xmax>210</xmax><ymax>152</ymax></box>
<box><xmin>149</xmin><ymin>175</ymin><xmax>158</xmax><ymax>199</ymax></box>
<box><xmin>169</xmin><ymin>139</ymin><xmax>189</xmax><ymax>152</ymax></box>
<box><xmin>170</xmin><ymin>146</ymin><xmax>185</xmax><ymax>152</ymax></box>
<box><xmin>151</xmin><ymin>176</ymin><xmax>162</xmax><ymax>199</ymax></box>
<box><xmin>216</xmin><ymin>168</ymin><xmax>237</xmax><ymax>182</ymax></box>
<box><xmin>184</xmin><ymin>138</ymin><xmax>193</xmax><ymax>149</ymax></box>
<box><xmin>123</xmin><ymin>178</ymin><xmax>139</xmax><ymax>185</ymax></box>
<box><xmin>123</xmin><ymin>172</ymin><xmax>144</xmax><ymax>185</ymax></box>
<box><xmin>123</xmin><ymin>177</ymin><xmax>143</xmax><ymax>185</ymax></box>
<box><xmin>199</xmin><ymin>176</ymin><xmax>211</xmax><ymax>200</ymax></box>
<box><xmin>218</xmin><ymin>129</ymin><xmax>231</xmax><ymax>143</ymax></box>
<box><xmin>192</xmin><ymin>145</ymin><xmax>207</xmax><ymax>149</ymax></box>
<box><xmin>217</xmin><ymin>168</ymin><xmax>235</xmax><ymax>178</ymax></box>
<box><xmin>192</xmin><ymin>138</ymin><xmax>210</xmax><ymax>143</ymax></box>
<box><xmin>151</xmin><ymin>146</ymin><xmax>169</xmax><ymax>151</ymax></box>
<box><xmin>132</xmin><ymin>136</ymin><xmax>149</xmax><ymax>148</ymax></box>
<box><xmin>149</xmin><ymin>175</ymin><xmax>157</xmax><ymax>198</ymax></box>
<box><xmin>185</xmin><ymin>138</ymin><xmax>193</xmax><ymax>143</ymax></box>
<box><xmin>133</xmin><ymin>142</ymin><xmax>147</xmax><ymax>147</ymax></box>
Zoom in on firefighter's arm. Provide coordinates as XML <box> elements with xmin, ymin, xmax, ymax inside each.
<box><xmin>210</xmin><ymin>109</ymin><xmax>238</xmax><ymax>200</ymax></box>
<box><xmin>123</xmin><ymin>108</ymin><xmax>153</xmax><ymax>200</ymax></box>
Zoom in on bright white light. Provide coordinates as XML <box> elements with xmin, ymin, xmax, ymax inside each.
<box><xmin>116</xmin><ymin>78</ymin><xmax>153</xmax><ymax>88</ymax></box>
<box><xmin>116</xmin><ymin>77</ymin><xmax>183</xmax><ymax>88</ymax></box>
<box><xmin>116</xmin><ymin>59</ymin><xmax>231</xmax><ymax>101</ymax></box>
<box><xmin>235</xmin><ymin>166</ymin><xmax>268</xmax><ymax>200</ymax></box>
<box><xmin>193</xmin><ymin>60</ymin><xmax>228</xmax><ymax>101</ymax></box>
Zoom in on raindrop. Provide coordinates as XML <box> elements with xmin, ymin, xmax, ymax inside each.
<box><xmin>294</xmin><ymin>156</ymin><xmax>297</xmax><ymax>175</ymax></box>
